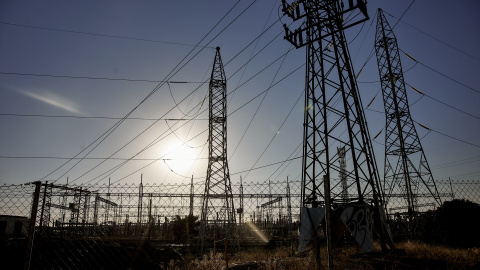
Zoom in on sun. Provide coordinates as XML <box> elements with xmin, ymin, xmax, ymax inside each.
<box><xmin>163</xmin><ymin>141</ymin><xmax>198</xmax><ymax>175</ymax></box>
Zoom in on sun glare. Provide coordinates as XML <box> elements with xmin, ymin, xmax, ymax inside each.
<box><xmin>164</xmin><ymin>141</ymin><xmax>198</xmax><ymax>175</ymax></box>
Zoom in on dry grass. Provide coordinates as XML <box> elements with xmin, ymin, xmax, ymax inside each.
<box><xmin>397</xmin><ymin>240</ymin><xmax>480</xmax><ymax>269</ymax></box>
<box><xmin>162</xmin><ymin>241</ymin><xmax>480</xmax><ymax>270</ymax></box>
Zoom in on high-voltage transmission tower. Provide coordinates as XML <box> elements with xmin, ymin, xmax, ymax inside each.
<box><xmin>374</xmin><ymin>9</ymin><xmax>442</xmax><ymax>221</ymax></box>
<box><xmin>199</xmin><ymin>47</ymin><xmax>237</xmax><ymax>254</ymax></box>
<box><xmin>282</xmin><ymin>0</ymin><xmax>392</xmax><ymax>253</ymax></box>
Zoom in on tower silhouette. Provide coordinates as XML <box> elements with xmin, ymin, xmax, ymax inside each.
<box><xmin>199</xmin><ymin>47</ymin><xmax>236</xmax><ymax>253</ymax></box>
<box><xmin>374</xmin><ymin>9</ymin><xmax>442</xmax><ymax>222</ymax></box>
<box><xmin>282</xmin><ymin>0</ymin><xmax>392</xmax><ymax>253</ymax></box>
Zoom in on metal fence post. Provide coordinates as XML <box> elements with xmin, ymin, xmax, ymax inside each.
<box><xmin>324</xmin><ymin>175</ymin><xmax>333</xmax><ymax>269</ymax></box>
<box><xmin>24</xmin><ymin>181</ymin><xmax>41</xmax><ymax>270</ymax></box>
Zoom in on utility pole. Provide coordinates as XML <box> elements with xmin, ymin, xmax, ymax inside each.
<box><xmin>190</xmin><ymin>175</ymin><xmax>194</xmax><ymax>216</ymax></box>
<box><xmin>286</xmin><ymin>177</ymin><xmax>292</xmax><ymax>225</ymax></box>
<box><xmin>199</xmin><ymin>47</ymin><xmax>237</xmax><ymax>254</ymax></box>
<box><xmin>238</xmin><ymin>176</ymin><xmax>244</xmax><ymax>225</ymax></box>
<box><xmin>137</xmin><ymin>174</ymin><xmax>143</xmax><ymax>236</ymax></box>
<box><xmin>282</xmin><ymin>0</ymin><xmax>391</xmax><ymax>257</ymax></box>
<box><xmin>374</xmin><ymin>9</ymin><xmax>442</xmax><ymax>224</ymax></box>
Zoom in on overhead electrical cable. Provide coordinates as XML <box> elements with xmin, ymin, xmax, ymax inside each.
<box><xmin>267</xmin><ymin>140</ymin><xmax>303</xmax><ymax>182</ymax></box>
<box><xmin>229</xmin><ymin>44</ymin><xmax>292</xmax><ymax>160</ymax></box>
<box><xmin>0</xmin><ymin>71</ymin><xmax>203</xmax><ymax>83</ymax></box>
<box><xmin>431</xmin><ymin>156</ymin><xmax>480</xmax><ymax>170</ymax></box>
<box><xmin>230</xmin><ymin>156</ymin><xmax>302</xmax><ymax>176</ymax></box>
<box><xmin>415</xmin><ymin>120</ymin><xmax>480</xmax><ymax>148</ymax></box>
<box><xmin>58</xmin><ymin>0</ymin><xmax>314</xmax><ymax>186</ymax></box>
<box><xmin>101</xmin><ymin>58</ymin><xmax>304</xmax><ymax>185</ymax></box>
<box><xmin>0</xmin><ymin>156</ymin><xmax>208</xmax><ymax>161</ymax></box>
<box><xmin>93</xmin><ymin>54</ymin><xmax>304</xmax><ymax>185</ymax></box>
<box><xmin>405</xmin><ymin>82</ymin><xmax>480</xmax><ymax>120</ymax></box>
<box><xmin>98</xmin><ymin>44</ymin><xmax>298</xmax><ymax>184</ymax></box>
<box><xmin>107</xmin><ymin>130</ymin><xmax>209</xmax><ymax>184</ymax></box>
<box><xmin>228</xmin><ymin>0</ymin><xmax>278</xmax><ymax>106</ymax></box>
<box><xmin>0</xmin><ymin>113</ymin><xmax>208</xmax><ymax>121</ymax></box>
<box><xmin>89</xmin><ymin>126</ymin><xmax>209</xmax><ymax>185</ymax></box>
<box><xmin>84</xmin><ymin>42</ymin><xmax>300</xmax><ymax>184</ymax></box>
<box><xmin>391</xmin><ymin>0</ymin><xmax>416</xmax><ymax>29</ymax></box>
<box><xmin>72</xmin><ymin>0</ymin><xmax>257</xmax><ymax>185</ymax></box>
<box><xmin>446</xmin><ymin>170</ymin><xmax>480</xmax><ymax>179</ymax></box>
<box><xmin>400</xmin><ymin>49</ymin><xmax>480</xmax><ymax>95</ymax></box>
<box><xmin>45</xmin><ymin>0</ymin><xmax>246</xmax><ymax>184</ymax></box>
<box><xmin>229</xmin><ymin>61</ymin><xmax>303</xmax><ymax>116</ymax></box>
<box><xmin>240</xmin><ymin>77</ymin><xmax>304</xmax><ymax>181</ymax></box>
<box><xmin>352</xmin><ymin>10</ymin><xmax>377</xmax><ymax>63</ymax></box>
<box><xmin>384</xmin><ymin>11</ymin><xmax>480</xmax><ymax>62</ymax></box>
<box><xmin>152</xmin><ymin>155</ymin><xmax>303</xmax><ymax>180</ymax></box>
<box><xmin>83</xmin><ymin>37</ymin><xmax>298</xmax><ymax>184</ymax></box>
<box><xmin>77</xmin><ymin>91</ymin><xmax>211</xmax><ymax>185</ymax></box>
<box><xmin>0</xmin><ymin>21</ymin><xmax>215</xmax><ymax>49</ymax></box>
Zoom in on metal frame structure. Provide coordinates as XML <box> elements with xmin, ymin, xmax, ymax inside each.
<box><xmin>282</xmin><ymin>0</ymin><xmax>393</xmax><ymax>255</ymax></box>
<box><xmin>38</xmin><ymin>182</ymin><xmax>92</xmax><ymax>231</ymax></box>
<box><xmin>199</xmin><ymin>47</ymin><xmax>237</xmax><ymax>253</ymax></box>
<box><xmin>282</xmin><ymin>0</ymin><xmax>383</xmax><ymax>214</ymax></box>
<box><xmin>374</xmin><ymin>9</ymin><xmax>442</xmax><ymax>222</ymax></box>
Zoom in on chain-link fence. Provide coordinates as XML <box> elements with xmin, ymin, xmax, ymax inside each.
<box><xmin>1</xmin><ymin>179</ymin><xmax>479</xmax><ymax>269</ymax></box>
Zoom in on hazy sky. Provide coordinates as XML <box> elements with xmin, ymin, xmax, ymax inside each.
<box><xmin>1</xmin><ymin>0</ymin><xmax>479</xmax><ymax>188</ymax></box>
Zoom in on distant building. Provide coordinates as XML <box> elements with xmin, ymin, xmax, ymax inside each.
<box><xmin>0</xmin><ymin>215</ymin><xmax>30</xmax><ymax>237</ymax></box>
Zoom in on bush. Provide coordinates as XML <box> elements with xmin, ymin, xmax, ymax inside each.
<box><xmin>171</xmin><ymin>214</ymin><xmax>200</xmax><ymax>244</ymax></box>
<box><xmin>422</xmin><ymin>199</ymin><xmax>480</xmax><ymax>248</ymax></box>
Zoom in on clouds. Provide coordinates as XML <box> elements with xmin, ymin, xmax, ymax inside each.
<box><xmin>17</xmin><ymin>89</ymin><xmax>84</xmax><ymax>116</ymax></box>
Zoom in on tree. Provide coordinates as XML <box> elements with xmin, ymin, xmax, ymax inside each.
<box><xmin>171</xmin><ymin>214</ymin><xmax>200</xmax><ymax>244</ymax></box>
<box><xmin>422</xmin><ymin>199</ymin><xmax>480</xmax><ymax>248</ymax></box>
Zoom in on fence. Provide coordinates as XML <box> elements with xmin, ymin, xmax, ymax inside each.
<box><xmin>0</xmin><ymin>179</ymin><xmax>479</xmax><ymax>268</ymax></box>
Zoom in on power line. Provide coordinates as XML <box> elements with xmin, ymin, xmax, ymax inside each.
<box><xmin>231</xmin><ymin>156</ymin><xmax>302</xmax><ymax>176</ymax></box>
<box><xmin>431</xmin><ymin>155</ymin><xmax>480</xmax><ymax>170</ymax></box>
<box><xmin>102</xmin><ymin>10</ymin><xmax>286</xmax><ymax>181</ymax></box>
<box><xmin>76</xmin><ymin>1</ymin><xmax>291</xmax><ymax>186</ymax></box>
<box><xmin>97</xmin><ymin>55</ymin><xmax>304</xmax><ymax>185</ymax></box>
<box><xmin>228</xmin><ymin>60</ymin><xmax>302</xmax><ymax>116</ymax></box>
<box><xmin>228</xmin><ymin>0</ymin><xmax>279</xmax><ymax>107</ymax></box>
<box><xmin>0</xmin><ymin>113</ymin><xmax>208</xmax><ymax>121</ymax></box>
<box><xmin>400</xmin><ymin>49</ymin><xmax>480</xmax><ymax>95</ymax></box>
<box><xmin>352</xmin><ymin>10</ymin><xmax>377</xmax><ymax>63</ymax></box>
<box><xmin>15</xmin><ymin>0</ymin><xmax>304</xmax><ymax>186</ymax></box>
<box><xmin>229</xmin><ymin>44</ymin><xmax>292</xmax><ymax>160</ymax></box>
<box><xmin>0</xmin><ymin>21</ymin><xmax>215</xmax><ymax>49</ymax></box>
<box><xmin>384</xmin><ymin>11</ymin><xmax>480</xmax><ymax>62</ymax></box>
<box><xmin>415</xmin><ymin>120</ymin><xmax>480</xmax><ymax>148</ymax></box>
<box><xmin>103</xmin><ymin>58</ymin><xmax>304</xmax><ymax>185</ymax></box>
<box><xmin>446</xmin><ymin>170</ymin><xmax>480</xmax><ymax>179</ymax></box>
<box><xmin>42</xmin><ymin>0</ymin><xmax>246</xmax><ymax>185</ymax></box>
<box><xmin>0</xmin><ymin>156</ymin><xmax>208</xmax><ymax>161</ymax></box>
<box><xmin>0</xmin><ymin>71</ymin><xmax>204</xmax><ymax>83</ymax></box>
<box><xmin>391</xmin><ymin>0</ymin><xmax>416</xmax><ymax>29</ymax></box>
<box><xmin>239</xmin><ymin>73</ymin><xmax>304</xmax><ymax>182</ymax></box>
<box><xmin>405</xmin><ymin>82</ymin><xmax>480</xmax><ymax>121</ymax></box>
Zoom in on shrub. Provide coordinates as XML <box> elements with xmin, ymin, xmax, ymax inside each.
<box><xmin>422</xmin><ymin>199</ymin><xmax>480</xmax><ymax>248</ymax></box>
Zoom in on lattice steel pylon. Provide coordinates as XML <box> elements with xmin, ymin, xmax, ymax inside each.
<box><xmin>374</xmin><ymin>9</ymin><xmax>442</xmax><ymax>221</ymax></box>
<box><xmin>282</xmin><ymin>0</ymin><xmax>393</xmax><ymax>252</ymax></box>
<box><xmin>199</xmin><ymin>47</ymin><xmax>237</xmax><ymax>254</ymax></box>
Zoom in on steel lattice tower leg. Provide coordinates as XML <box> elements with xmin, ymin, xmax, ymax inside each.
<box><xmin>199</xmin><ymin>47</ymin><xmax>236</xmax><ymax>254</ymax></box>
<box><xmin>283</xmin><ymin>0</ymin><xmax>393</xmax><ymax>253</ymax></box>
<box><xmin>374</xmin><ymin>9</ymin><xmax>442</xmax><ymax>222</ymax></box>
<box><xmin>337</xmin><ymin>146</ymin><xmax>348</xmax><ymax>202</ymax></box>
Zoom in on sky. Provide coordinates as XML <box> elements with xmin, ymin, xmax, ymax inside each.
<box><xmin>0</xmin><ymin>0</ymin><xmax>479</xmax><ymax>190</ymax></box>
